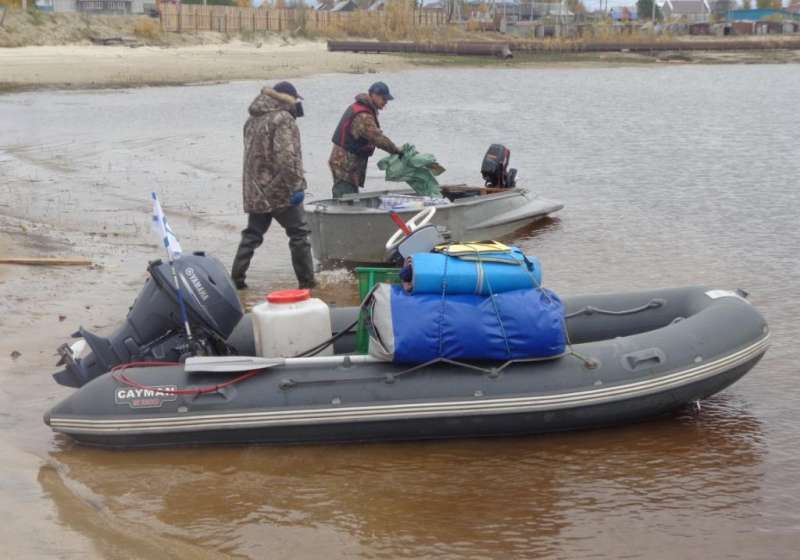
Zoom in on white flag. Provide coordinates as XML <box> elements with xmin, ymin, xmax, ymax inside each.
<box><xmin>151</xmin><ymin>192</ymin><xmax>183</xmax><ymax>261</ymax></box>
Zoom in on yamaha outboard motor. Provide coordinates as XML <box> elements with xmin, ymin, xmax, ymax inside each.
<box><xmin>481</xmin><ymin>144</ymin><xmax>517</xmax><ymax>188</ymax></box>
<box><xmin>54</xmin><ymin>252</ymin><xmax>243</xmax><ymax>388</ymax></box>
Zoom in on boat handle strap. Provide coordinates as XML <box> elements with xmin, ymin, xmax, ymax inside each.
<box><xmin>565</xmin><ymin>298</ymin><xmax>665</xmax><ymax>319</ymax></box>
<box><xmin>622</xmin><ymin>348</ymin><xmax>666</xmax><ymax>372</ymax></box>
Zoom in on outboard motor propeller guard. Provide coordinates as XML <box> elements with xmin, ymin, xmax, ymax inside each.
<box><xmin>54</xmin><ymin>252</ymin><xmax>243</xmax><ymax>388</ymax></box>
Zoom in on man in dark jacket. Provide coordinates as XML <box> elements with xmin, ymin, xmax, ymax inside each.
<box><xmin>328</xmin><ymin>81</ymin><xmax>402</xmax><ymax>198</ymax></box>
<box><xmin>231</xmin><ymin>81</ymin><xmax>316</xmax><ymax>290</ymax></box>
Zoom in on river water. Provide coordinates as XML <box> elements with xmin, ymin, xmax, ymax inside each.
<box><xmin>1</xmin><ymin>64</ymin><xmax>799</xmax><ymax>558</ymax></box>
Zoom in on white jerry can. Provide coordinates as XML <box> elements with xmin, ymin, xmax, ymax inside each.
<box><xmin>251</xmin><ymin>289</ymin><xmax>333</xmax><ymax>358</ymax></box>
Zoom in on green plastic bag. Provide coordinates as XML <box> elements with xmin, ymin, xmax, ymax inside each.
<box><xmin>377</xmin><ymin>144</ymin><xmax>446</xmax><ymax>197</ymax></box>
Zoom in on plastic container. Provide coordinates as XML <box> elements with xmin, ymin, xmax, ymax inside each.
<box><xmin>355</xmin><ymin>267</ymin><xmax>402</xmax><ymax>354</ymax></box>
<box><xmin>356</xmin><ymin>267</ymin><xmax>402</xmax><ymax>301</ymax></box>
<box><xmin>252</xmin><ymin>289</ymin><xmax>333</xmax><ymax>358</ymax></box>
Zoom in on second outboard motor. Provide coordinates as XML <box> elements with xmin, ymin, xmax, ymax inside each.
<box><xmin>481</xmin><ymin>144</ymin><xmax>517</xmax><ymax>188</ymax></box>
<box><xmin>54</xmin><ymin>252</ymin><xmax>243</xmax><ymax>388</ymax></box>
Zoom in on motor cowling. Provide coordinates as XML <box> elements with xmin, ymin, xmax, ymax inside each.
<box><xmin>481</xmin><ymin>144</ymin><xmax>517</xmax><ymax>188</ymax></box>
<box><xmin>53</xmin><ymin>252</ymin><xmax>244</xmax><ymax>388</ymax></box>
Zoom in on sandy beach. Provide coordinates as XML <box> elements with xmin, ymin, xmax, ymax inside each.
<box><xmin>0</xmin><ymin>40</ymin><xmax>419</xmax><ymax>92</ymax></box>
<box><xmin>4</xmin><ymin>39</ymin><xmax>800</xmax><ymax>94</ymax></box>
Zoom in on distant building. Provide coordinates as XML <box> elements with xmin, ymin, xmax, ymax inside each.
<box><xmin>35</xmin><ymin>0</ymin><xmax>144</xmax><ymax>13</ymax></box>
<box><xmin>727</xmin><ymin>9</ymin><xmax>800</xmax><ymax>21</ymax></box>
<box><xmin>35</xmin><ymin>0</ymin><xmax>77</xmax><ymax>11</ymax></box>
<box><xmin>493</xmin><ymin>1</ymin><xmax>523</xmax><ymax>21</ymax></box>
<box><xmin>610</xmin><ymin>6</ymin><xmax>638</xmax><ymax>21</ymax></box>
<box><xmin>707</xmin><ymin>0</ymin><xmax>735</xmax><ymax>19</ymax></box>
<box><xmin>329</xmin><ymin>0</ymin><xmax>358</xmax><ymax>12</ymax></box>
<box><xmin>661</xmin><ymin>0</ymin><xmax>710</xmax><ymax>23</ymax></box>
<box><xmin>517</xmin><ymin>1</ymin><xmax>573</xmax><ymax>21</ymax></box>
<box><xmin>438</xmin><ymin>1</ymin><xmax>573</xmax><ymax>22</ymax></box>
<box><xmin>367</xmin><ymin>0</ymin><xmax>385</xmax><ymax>11</ymax></box>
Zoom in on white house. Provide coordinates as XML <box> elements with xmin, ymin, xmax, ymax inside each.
<box><xmin>35</xmin><ymin>0</ymin><xmax>78</xmax><ymax>12</ymax></box>
<box><xmin>661</xmin><ymin>0</ymin><xmax>711</xmax><ymax>23</ymax></box>
<box><xmin>35</xmin><ymin>0</ymin><xmax>144</xmax><ymax>13</ymax></box>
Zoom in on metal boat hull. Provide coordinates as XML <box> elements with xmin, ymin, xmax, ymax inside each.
<box><xmin>307</xmin><ymin>188</ymin><xmax>563</xmax><ymax>264</ymax></box>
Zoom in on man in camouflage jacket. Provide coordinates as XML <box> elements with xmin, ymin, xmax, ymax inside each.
<box><xmin>231</xmin><ymin>82</ymin><xmax>316</xmax><ymax>290</ymax></box>
<box><xmin>328</xmin><ymin>82</ymin><xmax>402</xmax><ymax>198</ymax></box>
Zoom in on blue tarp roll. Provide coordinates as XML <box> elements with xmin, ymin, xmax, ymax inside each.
<box><xmin>389</xmin><ymin>285</ymin><xmax>566</xmax><ymax>363</ymax></box>
<box><xmin>411</xmin><ymin>250</ymin><xmax>542</xmax><ymax>295</ymax></box>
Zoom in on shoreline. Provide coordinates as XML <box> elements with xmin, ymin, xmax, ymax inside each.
<box><xmin>0</xmin><ymin>41</ymin><xmax>416</xmax><ymax>94</ymax></box>
<box><xmin>1</xmin><ymin>41</ymin><xmax>800</xmax><ymax>94</ymax></box>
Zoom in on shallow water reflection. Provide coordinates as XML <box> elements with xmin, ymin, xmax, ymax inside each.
<box><xmin>41</xmin><ymin>396</ymin><xmax>767</xmax><ymax>558</ymax></box>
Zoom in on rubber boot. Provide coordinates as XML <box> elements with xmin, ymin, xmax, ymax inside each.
<box><xmin>332</xmin><ymin>180</ymin><xmax>358</xmax><ymax>199</ymax></box>
<box><xmin>231</xmin><ymin>214</ymin><xmax>269</xmax><ymax>290</ymax></box>
<box><xmin>291</xmin><ymin>243</ymin><xmax>317</xmax><ymax>290</ymax></box>
<box><xmin>230</xmin><ymin>245</ymin><xmax>252</xmax><ymax>290</ymax></box>
<box><xmin>275</xmin><ymin>205</ymin><xmax>317</xmax><ymax>289</ymax></box>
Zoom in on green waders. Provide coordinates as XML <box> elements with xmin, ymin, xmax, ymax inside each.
<box><xmin>231</xmin><ymin>205</ymin><xmax>316</xmax><ymax>290</ymax></box>
<box><xmin>332</xmin><ymin>180</ymin><xmax>359</xmax><ymax>199</ymax></box>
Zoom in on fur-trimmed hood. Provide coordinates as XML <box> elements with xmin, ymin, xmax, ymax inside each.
<box><xmin>249</xmin><ymin>88</ymin><xmax>297</xmax><ymax>117</ymax></box>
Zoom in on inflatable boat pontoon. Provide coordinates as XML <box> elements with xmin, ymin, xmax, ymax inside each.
<box><xmin>46</xmin><ymin>274</ymin><xmax>769</xmax><ymax>448</ymax></box>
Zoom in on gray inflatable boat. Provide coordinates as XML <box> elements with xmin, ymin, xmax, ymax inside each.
<box><xmin>46</xmin><ymin>275</ymin><xmax>769</xmax><ymax>448</ymax></box>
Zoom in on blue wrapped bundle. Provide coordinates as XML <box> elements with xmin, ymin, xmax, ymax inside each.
<box><xmin>411</xmin><ymin>248</ymin><xmax>542</xmax><ymax>295</ymax></box>
<box><xmin>372</xmin><ymin>284</ymin><xmax>565</xmax><ymax>363</ymax></box>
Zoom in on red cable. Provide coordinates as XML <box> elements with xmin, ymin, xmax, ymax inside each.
<box><xmin>111</xmin><ymin>360</ymin><xmax>264</xmax><ymax>395</ymax></box>
<box><xmin>111</xmin><ymin>361</ymin><xmax>180</xmax><ymax>371</ymax></box>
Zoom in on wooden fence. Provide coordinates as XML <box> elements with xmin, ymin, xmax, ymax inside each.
<box><xmin>159</xmin><ymin>5</ymin><xmax>447</xmax><ymax>34</ymax></box>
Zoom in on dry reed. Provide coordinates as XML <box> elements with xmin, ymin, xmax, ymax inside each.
<box><xmin>133</xmin><ymin>17</ymin><xmax>160</xmax><ymax>40</ymax></box>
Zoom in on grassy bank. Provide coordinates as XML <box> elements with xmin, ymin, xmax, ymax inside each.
<box><xmin>0</xmin><ymin>8</ymin><xmax>470</xmax><ymax>48</ymax></box>
<box><xmin>0</xmin><ymin>10</ymin><xmax>277</xmax><ymax>48</ymax></box>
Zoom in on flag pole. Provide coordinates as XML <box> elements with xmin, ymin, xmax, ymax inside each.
<box><xmin>168</xmin><ymin>257</ymin><xmax>194</xmax><ymax>345</ymax></box>
<box><xmin>151</xmin><ymin>192</ymin><xmax>194</xmax><ymax>347</ymax></box>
